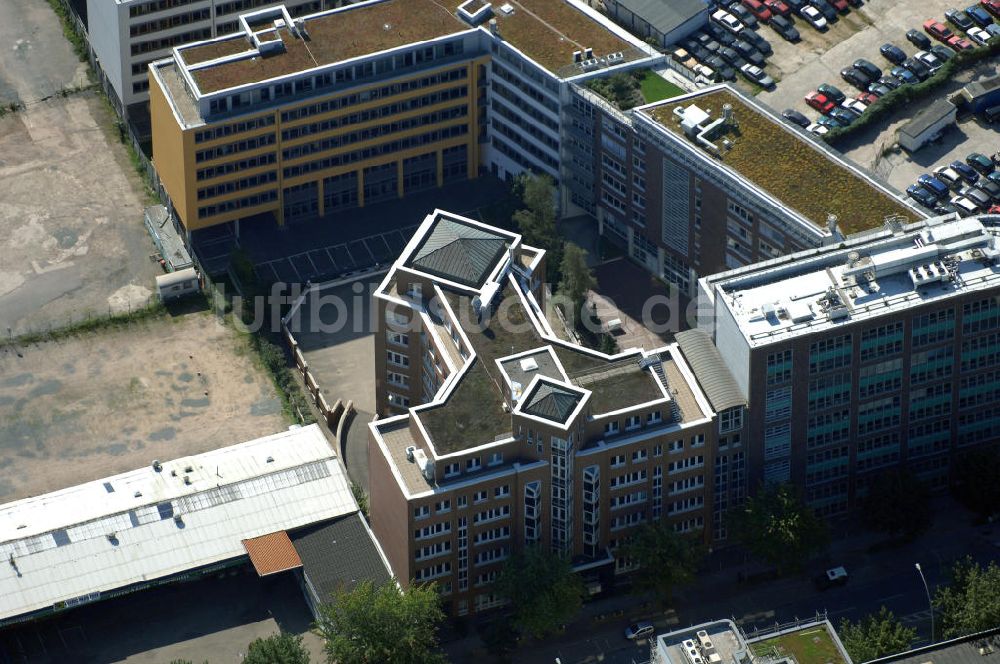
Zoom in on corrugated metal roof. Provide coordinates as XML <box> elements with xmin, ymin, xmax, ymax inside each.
<box><xmin>408</xmin><ymin>216</ymin><xmax>508</xmax><ymax>287</ymax></box>
<box><xmin>674</xmin><ymin>329</ymin><xmax>746</xmax><ymax>412</ymax></box>
<box><xmin>0</xmin><ymin>424</ymin><xmax>357</xmax><ymax>623</ymax></box>
<box><xmin>612</xmin><ymin>0</ymin><xmax>707</xmax><ymax>35</ymax></box>
<box><xmin>243</xmin><ymin>531</ymin><xmax>303</xmax><ymax>576</ymax></box>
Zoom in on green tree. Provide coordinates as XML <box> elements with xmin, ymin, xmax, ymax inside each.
<box><xmin>558</xmin><ymin>243</ymin><xmax>597</xmax><ymax>317</ymax></box>
<box><xmin>621</xmin><ymin>522</ymin><xmax>705</xmax><ymax>605</ymax></box>
<box><xmin>951</xmin><ymin>448</ymin><xmax>1000</xmax><ymax>518</ymax></box>
<box><xmin>936</xmin><ymin>557</ymin><xmax>1000</xmax><ymax>639</ymax></box>
<box><xmin>733</xmin><ymin>483</ymin><xmax>828</xmax><ymax>573</ymax></box>
<box><xmin>839</xmin><ymin>607</ymin><xmax>916</xmax><ymax>662</ymax></box>
<box><xmin>861</xmin><ymin>469</ymin><xmax>931</xmax><ymax>541</ymax></box>
<box><xmin>495</xmin><ymin>545</ymin><xmax>584</xmax><ymax>639</ymax></box>
<box><xmin>244</xmin><ymin>632</ymin><xmax>310</xmax><ymax>664</ymax></box>
<box><xmin>512</xmin><ymin>173</ymin><xmax>562</xmax><ymax>283</ymax></box>
<box><xmin>314</xmin><ymin>579</ymin><xmax>447</xmax><ymax>664</ymax></box>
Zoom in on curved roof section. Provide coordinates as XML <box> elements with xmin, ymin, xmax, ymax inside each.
<box><xmin>407</xmin><ymin>216</ymin><xmax>509</xmax><ymax>287</ymax></box>
<box><xmin>675</xmin><ymin>329</ymin><xmax>745</xmax><ymax>412</ymax></box>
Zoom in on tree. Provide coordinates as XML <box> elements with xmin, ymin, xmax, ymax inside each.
<box><xmin>839</xmin><ymin>607</ymin><xmax>916</xmax><ymax>662</ymax></box>
<box><xmin>495</xmin><ymin>545</ymin><xmax>584</xmax><ymax>639</ymax></box>
<box><xmin>512</xmin><ymin>173</ymin><xmax>562</xmax><ymax>283</ymax></box>
<box><xmin>935</xmin><ymin>557</ymin><xmax>1000</xmax><ymax>639</ymax></box>
<box><xmin>558</xmin><ymin>243</ymin><xmax>597</xmax><ymax>319</ymax></box>
<box><xmin>861</xmin><ymin>469</ymin><xmax>931</xmax><ymax>541</ymax></box>
<box><xmin>732</xmin><ymin>483</ymin><xmax>828</xmax><ymax>573</ymax></box>
<box><xmin>244</xmin><ymin>632</ymin><xmax>310</xmax><ymax>664</ymax></box>
<box><xmin>314</xmin><ymin>579</ymin><xmax>447</xmax><ymax>664</ymax></box>
<box><xmin>951</xmin><ymin>448</ymin><xmax>1000</xmax><ymax>518</ymax></box>
<box><xmin>621</xmin><ymin>522</ymin><xmax>705</xmax><ymax>605</ymax></box>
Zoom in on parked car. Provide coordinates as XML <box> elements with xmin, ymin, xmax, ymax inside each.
<box><xmin>764</xmin><ymin>0</ymin><xmax>792</xmax><ymax>16</ymax></box>
<box><xmin>841</xmin><ymin>67</ymin><xmax>872</xmax><ymax>90</ymax></box>
<box><xmin>682</xmin><ymin>41</ymin><xmax>712</xmax><ymax>61</ymax></box>
<box><xmin>907</xmin><ymin>28</ymin><xmax>933</xmax><ymax>49</ymax></box>
<box><xmin>810</xmin><ymin>0</ymin><xmax>838</xmax><ymax>21</ymax></box>
<box><xmin>989</xmin><ymin>171</ymin><xmax>1000</xmax><ymax>186</ymax></box>
<box><xmin>947</xmin><ymin>35</ymin><xmax>976</xmax><ymax>49</ymax></box>
<box><xmin>695</xmin><ymin>32</ymin><xmax>722</xmax><ymax>52</ymax></box>
<box><xmin>907</xmin><ymin>184</ymin><xmax>940</xmax><ymax>207</ymax></box>
<box><xmin>805</xmin><ymin>90</ymin><xmax>836</xmax><ymax>113</ymax></box>
<box><xmin>827</xmin><ymin>106</ymin><xmax>856</xmax><ymax>126</ymax></box>
<box><xmin>967</xmin><ymin>27</ymin><xmax>992</xmax><ymax>45</ymax></box>
<box><xmin>867</xmin><ymin>83</ymin><xmax>891</xmax><ymax>97</ymax></box>
<box><xmin>744</xmin><ymin>29</ymin><xmax>773</xmax><ymax>54</ymax></box>
<box><xmin>923</xmin><ymin>19</ymin><xmax>954</xmax><ymax>43</ymax></box>
<box><xmin>880</xmin><ymin>42</ymin><xmax>908</xmax><ymax>63</ymax></box>
<box><xmin>951</xmin><ymin>160</ymin><xmax>980</xmax><ymax>183</ymax></box>
<box><xmin>800</xmin><ymin>5</ymin><xmax>828</xmax><ymax>29</ymax></box>
<box><xmin>730</xmin><ymin>2</ymin><xmax>760</xmax><ymax>28</ymax></box>
<box><xmin>720</xmin><ymin>46</ymin><xmax>745</xmax><ymax>66</ymax></box>
<box><xmin>965</xmin><ymin>4</ymin><xmax>994</xmax><ymax>26</ymax></box>
<box><xmin>990</xmin><ymin>204</ymin><xmax>1000</xmax><ymax>214</ymax></box>
<box><xmin>707</xmin><ymin>23</ymin><xmax>738</xmax><ymax>45</ymax></box>
<box><xmin>934</xmin><ymin>165</ymin><xmax>964</xmax><ymax>187</ymax></box>
<box><xmin>818</xmin><ymin>83</ymin><xmax>846</xmax><ymax>103</ymax></box>
<box><xmin>856</xmin><ymin>91</ymin><xmax>879</xmax><ymax>105</ymax></box>
<box><xmin>733</xmin><ymin>40</ymin><xmax>766</xmax><ymax>65</ymax></box>
<box><xmin>807</xmin><ymin>121</ymin><xmax>830</xmax><ymax>136</ymax></box>
<box><xmin>914</xmin><ymin>50</ymin><xmax>944</xmax><ymax>72</ymax></box>
<box><xmin>983</xmin><ymin>0</ymin><xmax>1000</xmax><ymax>19</ymax></box>
<box><xmin>852</xmin><ymin>58</ymin><xmax>882</xmax><ymax>80</ymax></box>
<box><xmin>985</xmin><ymin>24</ymin><xmax>1000</xmax><ymax>39</ymax></box>
<box><xmin>782</xmin><ymin>108</ymin><xmax>811</xmax><ymax>127</ymax></box>
<box><xmin>968</xmin><ymin>152</ymin><xmax>995</xmax><ymax>174</ymax></box>
<box><xmin>712</xmin><ymin>9</ymin><xmax>745</xmax><ymax>33</ymax></box>
<box><xmin>978</xmin><ymin>179</ymin><xmax>1000</xmax><ymax>201</ymax></box>
<box><xmin>890</xmin><ymin>65</ymin><xmax>918</xmax><ymax>84</ymax></box>
<box><xmin>741</xmin><ymin>0</ymin><xmax>773</xmax><ymax>22</ymax></box>
<box><xmin>902</xmin><ymin>57</ymin><xmax>932</xmax><ymax>81</ymax></box>
<box><xmin>945</xmin><ymin>8</ymin><xmax>975</xmax><ymax>30</ymax></box>
<box><xmin>815</xmin><ymin>567</ymin><xmax>849</xmax><ymax>590</ymax></box>
<box><xmin>935</xmin><ymin>201</ymin><xmax>961</xmax><ymax>215</ymax></box>
<box><xmin>784</xmin><ymin>0</ymin><xmax>807</xmax><ymax>10</ymax></box>
<box><xmin>828</xmin><ymin>0</ymin><xmax>850</xmax><ymax>12</ymax></box>
<box><xmin>842</xmin><ymin>98</ymin><xmax>868</xmax><ymax>115</ymax></box>
<box><xmin>741</xmin><ymin>63</ymin><xmax>775</xmax><ymax>87</ymax></box>
<box><xmin>930</xmin><ymin>44</ymin><xmax>956</xmax><ymax>60</ymax></box>
<box><xmin>918</xmin><ymin>173</ymin><xmax>951</xmax><ymax>198</ymax></box>
<box><xmin>963</xmin><ymin>186</ymin><xmax>994</xmax><ymax>208</ymax></box>
<box><xmin>625</xmin><ymin>623</ymin><xmax>655</xmax><ymax>640</ymax></box>
<box><xmin>815</xmin><ymin>114</ymin><xmax>842</xmax><ymax>129</ymax></box>
<box><xmin>951</xmin><ymin>195</ymin><xmax>981</xmax><ymax>215</ymax></box>
<box><xmin>770</xmin><ymin>14</ymin><xmax>801</xmax><ymax>40</ymax></box>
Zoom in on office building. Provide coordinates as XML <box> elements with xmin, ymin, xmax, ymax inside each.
<box><xmin>367</xmin><ymin>209</ymin><xmax>748</xmax><ymax>615</ymax></box>
<box><xmin>697</xmin><ymin>214</ymin><xmax>1000</xmax><ymax>515</ymax></box>
<box><xmin>148</xmin><ymin>0</ymin><xmax>657</xmax><ymax>233</ymax></box>
<box><xmin>86</xmin><ymin>0</ymin><xmax>351</xmax><ymax>115</ymax></box>
<box><xmin>564</xmin><ymin>85</ymin><xmax>927</xmax><ymax>296</ymax></box>
<box><xmin>0</xmin><ymin>425</ymin><xmax>389</xmax><ymax>627</ymax></box>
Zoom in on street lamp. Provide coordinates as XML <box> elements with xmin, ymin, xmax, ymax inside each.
<box><xmin>915</xmin><ymin>563</ymin><xmax>935</xmax><ymax>644</ymax></box>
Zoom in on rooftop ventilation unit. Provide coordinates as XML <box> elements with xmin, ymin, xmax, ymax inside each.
<box><xmin>152</xmin><ymin>460</ymin><xmax>162</xmax><ymax>472</ymax></box>
<box><xmin>498</xmin><ymin>2</ymin><xmax>514</xmax><ymax>15</ymax></box>
<box><xmin>580</xmin><ymin>58</ymin><xmax>601</xmax><ymax>71</ymax></box>
<box><xmin>457</xmin><ymin>0</ymin><xmax>494</xmax><ymax>25</ymax></box>
<box><xmin>606</xmin><ymin>51</ymin><xmax>625</xmax><ymax>64</ymax></box>
<box><xmin>413</xmin><ymin>448</ymin><xmax>435</xmax><ymax>482</ymax></box>
<box><xmin>520</xmin><ymin>357</ymin><xmax>539</xmax><ymax>372</ymax></box>
<box><xmin>406</xmin><ymin>446</ymin><xmax>417</xmax><ymax>462</ymax></box>
<box><xmin>584</xmin><ymin>47</ymin><xmax>594</xmax><ymax>59</ymax></box>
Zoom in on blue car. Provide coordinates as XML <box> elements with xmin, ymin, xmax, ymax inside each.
<box><xmin>907</xmin><ymin>184</ymin><xmax>939</xmax><ymax>208</ymax></box>
<box><xmin>951</xmin><ymin>160</ymin><xmax>980</xmax><ymax>184</ymax></box>
<box><xmin>988</xmin><ymin>171</ymin><xmax>1000</xmax><ymax>186</ymax></box>
<box><xmin>890</xmin><ymin>66</ymin><xmax>918</xmax><ymax>84</ymax></box>
<box><xmin>965</xmin><ymin>5</ymin><xmax>994</xmax><ymax>27</ymax></box>
<box><xmin>918</xmin><ymin>174</ymin><xmax>950</xmax><ymax>198</ymax></box>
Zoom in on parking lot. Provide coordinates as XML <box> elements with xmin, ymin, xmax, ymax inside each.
<box><xmin>0</xmin><ymin>311</ymin><xmax>284</xmax><ymax>502</ymax></box>
<box><xmin>0</xmin><ymin>566</ymin><xmax>324</xmax><ymax>663</ymax></box>
<box><xmin>0</xmin><ymin>92</ymin><xmax>162</xmax><ymax>336</ymax></box>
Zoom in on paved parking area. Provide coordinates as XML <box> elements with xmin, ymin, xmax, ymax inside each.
<box><xmin>755</xmin><ymin>0</ymin><xmax>977</xmax><ymax>122</ymax></box>
<box><xmin>0</xmin><ymin>567</ymin><xmax>324</xmax><ymax>663</ymax></box>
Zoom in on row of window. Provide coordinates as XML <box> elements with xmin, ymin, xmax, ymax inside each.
<box><xmin>194</xmin><ymin>114</ymin><xmax>276</xmax><ymax>144</ymax></box>
<box><xmin>196</xmin><ymin>170</ymin><xmax>277</xmax><ymax>200</ymax></box>
<box><xmin>197</xmin><ymin>189</ymin><xmax>276</xmax><ymax>219</ymax></box>
<box><xmin>195</xmin><ymin>133</ymin><xmax>275</xmax><ymax>163</ymax></box>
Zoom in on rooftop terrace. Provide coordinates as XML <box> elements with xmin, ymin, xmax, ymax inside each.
<box><xmin>641</xmin><ymin>88</ymin><xmax>919</xmax><ymax>236</ymax></box>
<box><xmin>177</xmin><ymin>0</ymin><xmax>642</xmax><ymax>95</ymax></box>
<box><xmin>711</xmin><ymin>215</ymin><xmax>1000</xmax><ymax>347</ymax></box>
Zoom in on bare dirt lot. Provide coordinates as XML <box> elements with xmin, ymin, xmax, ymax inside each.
<box><xmin>0</xmin><ymin>91</ymin><xmax>161</xmax><ymax>336</ymax></box>
<box><xmin>0</xmin><ymin>311</ymin><xmax>285</xmax><ymax>502</ymax></box>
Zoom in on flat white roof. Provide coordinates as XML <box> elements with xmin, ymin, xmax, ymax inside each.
<box><xmin>710</xmin><ymin>215</ymin><xmax>1000</xmax><ymax>346</ymax></box>
<box><xmin>0</xmin><ymin>424</ymin><xmax>356</xmax><ymax>623</ymax></box>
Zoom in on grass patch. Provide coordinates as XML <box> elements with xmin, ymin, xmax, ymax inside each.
<box><xmin>3</xmin><ymin>301</ymin><xmax>167</xmax><ymax>346</ymax></box>
<box><xmin>639</xmin><ymin>71</ymin><xmax>684</xmax><ymax>104</ymax></box>
<box><xmin>750</xmin><ymin>626</ymin><xmax>848</xmax><ymax>664</ymax></box>
<box><xmin>44</xmin><ymin>0</ymin><xmax>88</xmax><ymax>63</ymax></box>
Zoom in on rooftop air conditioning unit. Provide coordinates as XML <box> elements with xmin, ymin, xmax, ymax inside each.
<box><xmin>406</xmin><ymin>446</ymin><xmax>417</xmax><ymax>462</ymax></box>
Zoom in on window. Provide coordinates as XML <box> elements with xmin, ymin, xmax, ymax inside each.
<box><xmin>625</xmin><ymin>415</ymin><xmax>641</xmax><ymax>431</ymax></box>
<box><xmin>604</xmin><ymin>421</ymin><xmax>619</xmax><ymax>435</ymax></box>
<box><xmin>387</xmin><ymin>371</ymin><xmax>409</xmax><ymax>388</ymax></box>
<box><xmin>387</xmin><ymin>350</ymin><xmax>409</xmax><ymax>367</ymax></box>
<box><xmin>414</xmin><ymin>505</ymin><xmax>430</xmax><ymax>520</ymax></box>
<box><xmin>653</xmin><ymin>444</ymin><xmax>663</xmax><ymax>458</ymax></box>
<box><xmin>387</xmin><ymin>331</ymin><xmax>409</xmax><ymax>347</ymax></box>
<box><xmin>474</xmin><ymin>490</ymin><xmax>488</xmax><ymax>504</ymax></box>
<box><xmin>632</xmin><ymin>449</ymin><xmax>648</xmax><ymax>463</ymax></box>
<box><xmin>719</xmin><ymin>407</ymin><xmax>743</xmax><ymax>433</ymax></box>
<box><xmin>387</xmin><ymin>393</ymin><xmax>410</xmax><ymax>408</ymax></box>
<box><xmin>647</xmin><ymin>410</ymin><xmax>662</xmax><ymax>425</ymax></box>
<box><xmin>765</xmin><ymin>386</ymin><xmax>792</xmax><ymax>421</ymax></box>
<box><xmin>610</xmin><ymin>454</ymin><xmax>626</xmax><ymax>468</ymax></box>
<box><xmin>488</xmin><ymin>452</ymin><xmax>503</xmax><ymax>467</ymax></box>
<box><xmin>444</xmin><ymin>462</ymin><xmax>460</xmax><ymax>478</ymax></box>
<box><xmin>466</xmin><ymin>458</ymin><xmax>481</xmax><ymax>472</ymax></box>
<box><xmin>810</xmin><ymin>335</ymin><xmax>853</xmax><ymax>373</ymax></box>
<box><xmin>766</xmin><ymin>350</ymin><xmax>793</xmax><ymax>385</ymax></box>
<box><xmin>691</xmin><ymin>434</ymin><xmax>705</xmax><ymax>448</ymax></box>
<box><xmin>414</xmin><ymin>522</ymin><xmax>452</xmax><ymax>540</ymax></box>
<box><xmin>435</xmin><ymin>499</ymin><xmax>451</xmax><ymax>514</ymax></box>
<box><xmin>668</xmin><ymin>439</ymin><xmax>684</xmax><ymax>454</ymax></box>
<box><xmin>860</xmin><ymin>323</ymin><xmax>903</xmax><ymax>361</ymax></box>
<box><xmin>494</xmin><ymin>485</ymin><xmax>510</xmax><ymax>499</ymax></box>
<box><xmin>457</xmin><ymin>495</ymin><xmax>468</xmax><ymax>509</ymax></box>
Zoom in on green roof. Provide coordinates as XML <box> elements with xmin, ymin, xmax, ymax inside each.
<box><xmin>407</xmin><ymin>217</ymin><xmax>509</xmax><ymax>287</ymax></box>
<box><xmin>521</xmin><ymin>381</ymin><xmax>583</xmax><ymax>423</ymax></box>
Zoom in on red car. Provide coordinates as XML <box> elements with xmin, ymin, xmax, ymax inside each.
<box><xmin>923</xmin><ymin>19</ymin><xmax>954</xmax><ymax>42</ymax></box>
<box><xmin>948</xmin><ymin>35</ymin><xmax>976</xmax><ymax>50</ymax></box>
<box><xmin>829</xmin><ymin>0</ymin><xmax>850</xmax><ymax>12</ymax></box>
<box><xmin>856</xmin><ymin>92</ymin><xmax>879</xmax><ymax>105</ymax></box>
<box><xmin>741</xmin><ymin>0</ymin><xmax>773</xmax><ymax>22</ymax></box>
<box><xmin>805</xmin><ymin>91</ymin><xmax>835</xmax><ymax>114</ymax></box>
<box><xmin>982</xmin><ymin>0</ymin><xmax>1000</xmax><ymax>18</ymax></box>
<box><xmin>764</xmin><ymin>0</ymin><xmax>791</xmax><ymax>17</ymax></box>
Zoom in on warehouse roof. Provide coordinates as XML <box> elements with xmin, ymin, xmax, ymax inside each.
<box><xmin>612</xmin><ymin>0</ymin><xmax>707</xmax><ymax>35</ymax></box>
<box><xmin>899</xmin><ymin>99</ymin><xmax>956</xmax><ymax>139</ymax></box>
<box><xmin>292</xmin><ymin>512</ymin><xmax>392</xmax><ymax>603</ymax></box>
<box><xmin>0</xmin><ymin>425</ymin><xmax>356</xmax><ymax>625</ymax></box>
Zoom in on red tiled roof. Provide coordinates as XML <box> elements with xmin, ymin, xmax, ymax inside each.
<box><xmin>243</xmin><ymin>531</ymin><xmax>303</xmax><ymax>576</ymax></box>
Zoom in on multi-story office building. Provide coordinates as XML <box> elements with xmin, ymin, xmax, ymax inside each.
<box><xmin>564</xmin><ymin>85</ymin><xmax>927</xmax><ymax>296</ymax></box>
<box><xmin>87</xmin><ymin>0</ymin><xmax>351</xmax><ymax>115</ymax></box>
<box><xmin>148</xmin><ymin>0</ymin><xmax>657</xmax><ymax>233</ymax></box>
<box><xmin>697</xmin><ymin>214</ymin><xmax>1000</xmax><ymax>515</ymax></box>
<box><xmin>367</xmin><ymin>209</ymin><xmax>748</xmax><ymax>615</ymax></box>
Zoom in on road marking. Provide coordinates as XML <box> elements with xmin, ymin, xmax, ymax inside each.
<box><xmin>876</xmin><ymin>593</ymin><xmax>905</xmax><ymax>603</ymax></box>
